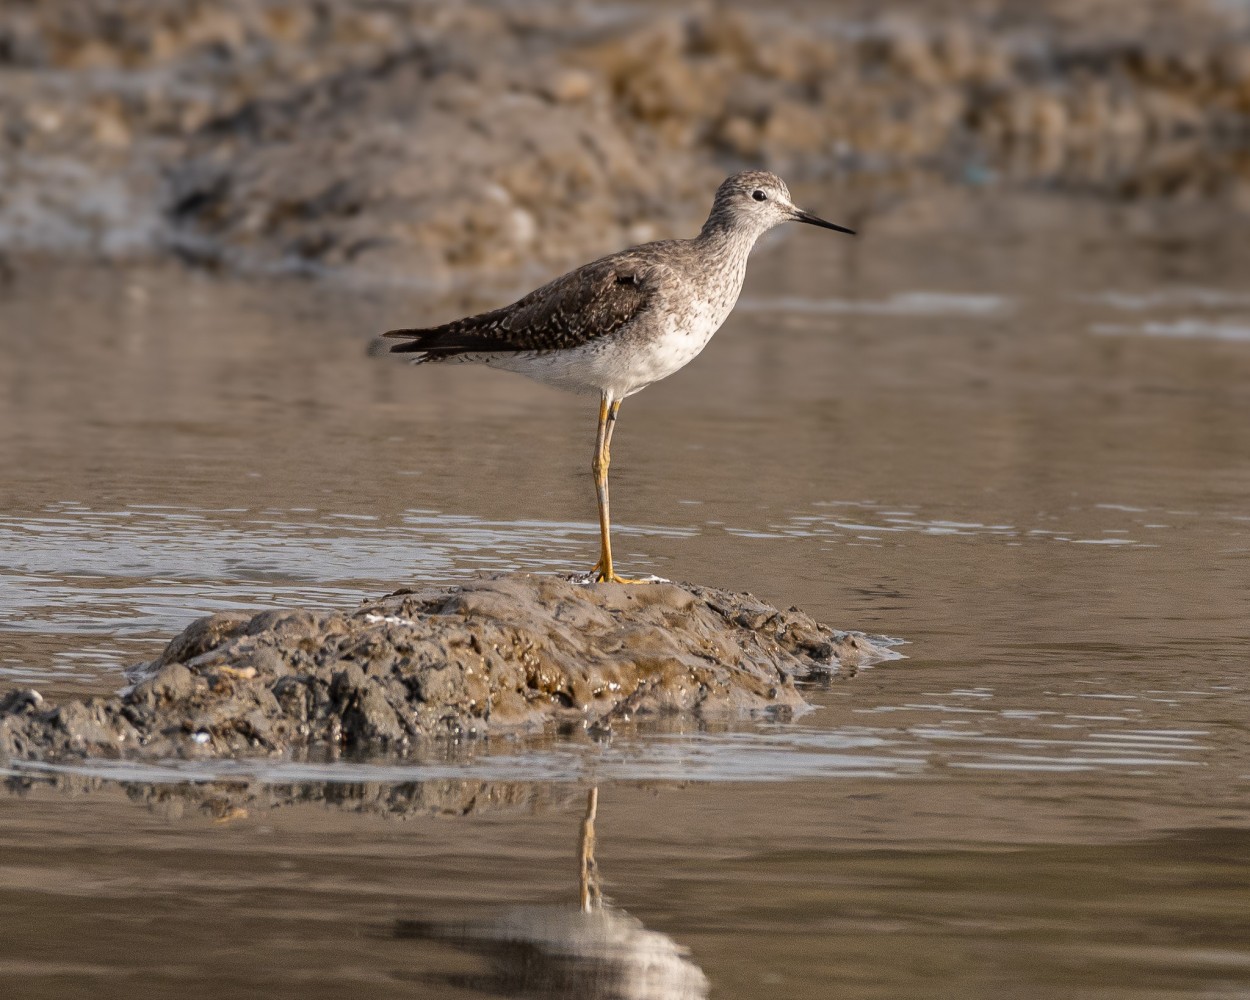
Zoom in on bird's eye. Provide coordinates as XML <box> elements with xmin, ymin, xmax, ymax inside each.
<box><xmin>752</xmin><ymin>190</ymin><xmax>767</xmax><ymax>202</ymax></box>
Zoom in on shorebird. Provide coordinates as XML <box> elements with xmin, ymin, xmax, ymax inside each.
<box><xmin>382</xmin><ymin>171</ymin><xmax>854</xmax><ymax>583</ymax></box>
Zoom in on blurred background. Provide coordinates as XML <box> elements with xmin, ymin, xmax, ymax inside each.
<box><xmin>1</xmin><ymin>3</ymin><xmax>1249</xmax><ymax>999</ymax></box>
<box><xmin>0</xmin><ymin>0</ymin><xmax>1248</xmax><ymax>285</ymax></box>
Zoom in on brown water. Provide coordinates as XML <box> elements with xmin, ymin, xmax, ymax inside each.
<box><xmin>2</xmin><ymin>186</ymin><xmax>1249</xmax><ymax>997</ymax></box>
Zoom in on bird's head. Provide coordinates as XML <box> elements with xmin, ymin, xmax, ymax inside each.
<box><xmin>703</xmin><ymin>170</ymin><xmax>855</xmax><ymax>241</ymax></box>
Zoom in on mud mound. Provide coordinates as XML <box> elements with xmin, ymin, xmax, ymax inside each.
<box><xmin>0</xmin><ymin>574</ymin><xmax>896</xmax><ymax>761</ymax></box>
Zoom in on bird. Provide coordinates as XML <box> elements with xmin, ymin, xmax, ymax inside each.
<box><xmin>382</xmin><ymin>170</ymin><xmax>854</xmax><ymax>583</ymax></box>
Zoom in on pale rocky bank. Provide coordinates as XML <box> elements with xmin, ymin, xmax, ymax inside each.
<box><xmin>1</xmin><ymin>0</ymin><xmax>1247</xmax><ymax>286</ymax></box>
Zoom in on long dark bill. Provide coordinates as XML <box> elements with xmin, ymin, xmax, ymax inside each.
<box><xmin>793</xmin><ymin>209</ymin><xmax>856</xmax><ymax>235</ymax></box>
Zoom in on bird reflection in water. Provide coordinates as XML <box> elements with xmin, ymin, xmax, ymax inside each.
<box><xmin>395</xmin><ymin>787</ymin><xmax>709</xmax><ymax>1000</ymax></box>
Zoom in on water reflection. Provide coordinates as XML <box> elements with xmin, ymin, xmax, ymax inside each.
<box><xmin>396</xmin><ymin>788</ymin><xmax>709</xmax><ymax>1000</ymax></box>
<box><xmin>0</xmin><ymin>677</ymin><xmax>1219</xmax><ymax>794</ymax></box>
<box><xmin>3</xmin><ymin>766</ymin><xmax>583</xmax><ymax>821</ymax></box>
<box><xmin>1</xmin><ymin>767</ymin><xmax>1245</xmax><ymax>998</ymax></box>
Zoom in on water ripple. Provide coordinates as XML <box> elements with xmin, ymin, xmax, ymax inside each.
<box><xmin>739</xmin><ymin>291</ymin><xmax>1010</xmax><ymax>317</ymax></box>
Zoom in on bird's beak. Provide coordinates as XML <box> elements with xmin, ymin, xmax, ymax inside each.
<box><xmin>792</xmin><ymin>208</ymin><xmax>856</xmax><ymax>235</ymax></box>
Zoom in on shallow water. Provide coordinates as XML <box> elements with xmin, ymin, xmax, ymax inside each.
<box><xmin>2</xmin><ymin>188</ymin><xmax>1249</xmax><ymax>997</ymax></box>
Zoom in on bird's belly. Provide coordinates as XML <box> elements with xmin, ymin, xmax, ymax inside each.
<box><xmin>622</xmin><ymin>317</ymin><xmax>720</xmax><ymax>392</ymax></box>
<box><xmin>474</xmin><ymin>306</ymin><xmax>730</xmax><ymax>399</ymax></box>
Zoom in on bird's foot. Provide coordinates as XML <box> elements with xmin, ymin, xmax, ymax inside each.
<box><xmin>589</xmin><ymin>558</ymin><xmax>650</xmax><ymax>585</ymax></box>
<box><xmin>594</xmin><ymin>571</ymin><xmax>650</xmax><ymax>585</ymax></box>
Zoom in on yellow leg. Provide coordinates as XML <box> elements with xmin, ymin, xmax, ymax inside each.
<box><xmin>590</xmin><ymin>399</ymin><xmax>618</xmax><ymax>577</ymax></box>
<box><xmin>603</xmin><ymin>398</ymin><xmax>621</xmax><ymax>469</ymax></box>
<box><xmin>591</xmin><ymin>396</ymin><xmax>646</xmax><ymax>584</ymax></box>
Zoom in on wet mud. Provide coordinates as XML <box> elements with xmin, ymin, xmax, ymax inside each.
<box><xmin>0</xmin><ymin>573</ymin><xmax>894</xmax><ymax>762</ymax></box>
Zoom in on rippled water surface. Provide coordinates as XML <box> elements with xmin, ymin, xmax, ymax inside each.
<box><xmin>2</xmin><ymin>191</ymin><xmax>1249</xmax><ymax>998</ymax></box>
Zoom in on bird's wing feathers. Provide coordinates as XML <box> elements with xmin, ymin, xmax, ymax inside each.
<box><xmin>384</xmin><ymin>257</ymin><xmax>657</xmax><ymax>356</ymax></box>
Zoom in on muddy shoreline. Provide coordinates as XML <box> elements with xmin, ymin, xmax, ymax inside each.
<box><xmin>0</xmin><ymin>574</ymin><xmax>896</xmax><ymax>762</ymax></box>
<box><xmin>1</xmin><ymin>0</ymin><xmax>1248</xmax><ymax>286</ymax></box>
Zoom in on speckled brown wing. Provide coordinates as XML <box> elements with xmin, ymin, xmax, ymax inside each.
<box><xmin>383</xmin><ymin>256</ymin><xmax>655</xmax><ymax>357</ymax></box>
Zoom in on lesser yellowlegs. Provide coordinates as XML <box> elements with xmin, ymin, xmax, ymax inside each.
<box><xmin>382</xmin><ymin>171</ymin><xmax>854</xmax><ymax>582</ymax></box>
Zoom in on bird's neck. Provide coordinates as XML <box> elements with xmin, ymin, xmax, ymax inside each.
<box><xmin>694</xmin><ymin>220</ymin><xmax>760</xmax><ymax>272</ymax></box>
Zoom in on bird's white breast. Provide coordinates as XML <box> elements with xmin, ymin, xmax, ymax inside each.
<box><xmin>610</xmin><ymin>258</ymin><xmax>748</xmax><ymax>397</ymax></box>
<box><xmin>625</xmin><ymin>302</ymin><xmax>727</xmax><ymax>391</ymax></box>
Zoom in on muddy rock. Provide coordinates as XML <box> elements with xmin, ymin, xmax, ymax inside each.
<box><xmin>0</xmin><ymin>574</ymin><xmax>898</xmax><ymax>762</ymax></box>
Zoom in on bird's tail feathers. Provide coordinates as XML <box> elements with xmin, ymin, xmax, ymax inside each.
<box><xmin>381</xmin><ymin>327</ymin><xmax>446</xmax><ymax>363</ymax></box>
<box><xmin>383</xmin><ymin>328</ymin><xmax>431</xmax><ymax>350</ymax></box>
